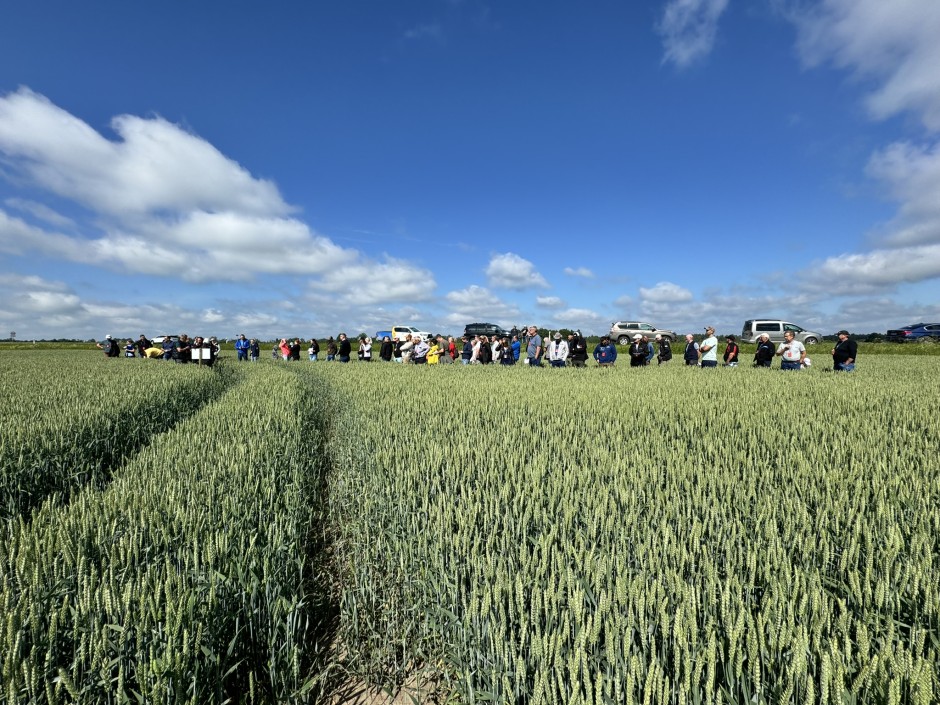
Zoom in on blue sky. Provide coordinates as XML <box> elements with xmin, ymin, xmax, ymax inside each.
<box><xmin>2</xmin><ymin>0</ymin><xmax>940</xmax><ymax>339</ymax></box>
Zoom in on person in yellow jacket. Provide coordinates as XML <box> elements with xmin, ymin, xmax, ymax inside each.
<box><xmin>427</xmin><ymin>340</ymin><xmax>442</xmax><ymax>364</ymax></box>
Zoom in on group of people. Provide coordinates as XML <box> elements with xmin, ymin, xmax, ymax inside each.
<box><xmin>99</xmin><ymin>327</ymin><xmax>858</xmax><ymax>372</ymax></box>
<box><xmin>98</xmin><ymin>334</ymin><xmax>223</xmax><ymax>366</ymax></box>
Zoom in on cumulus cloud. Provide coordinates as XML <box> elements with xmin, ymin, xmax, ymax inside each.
<box><xmin>866</xmin><ymin>141</ymin><xmax>940</xmax><ymax>247</ymax></box>
<box><xmin>657</xmin><ymin>0</ymin><xmax>730</xmax><ymax>68</ymax></box>
<box><xmin>485</xmin><ymin>252</ymin><xmax>548</xmax><ymax>290</ymax></box>
<box><xmin>0</xmin><ymin>87</ymin><xmax>291</xmax><ymax>217</ymax></box>
<box><xmin>0</xmin><ymin>87</ymin><xmax>447</xmax><ymax>314</ymax></box>
<box><xmin>802</xmin><ymin>244</ymin><xmax>940</xmax><ymax>295</ymax></box>
<box><xmin>639</xmin><ymin>281</ymin><xmax>694</xmax><ymax>303</ymax></box>
<box><xmin>550</xmin><ymin>308</ymin><xmax>608</xmax><ymax>334</ymax></box>
<box><xmin>536</xmin><ymin>296</ymin><xmax>565</xmax><ymax>308</ymax></box>
<box><xmin>563</xmin><ymin>266</ymin><xmax>595</xmax><ymax>279</ymax></box>
<box><xmin>793</xmin><ymin>0</ymin><xmax>940</xmax><ymax>130</ymax></box>
<box><xmin>443</xmin><ymin>285</ymin><xmax>521</xmax><ymax>326</ymax></box>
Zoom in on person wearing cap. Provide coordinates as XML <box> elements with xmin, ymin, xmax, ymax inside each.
<box><xmin>683</xmin><ymin>334</ymin><xmax>699</xmax><ymax>365</ymax></box>
<box><xmin>593</xmin><ymin>335</ymin><xmax>617</xmax><ymax>367</ymax></box>
<box><xmin>699</xmin><ymin>327</ymin><xmax>719</xmax><ymax>368</ymax></box>
<box><xmin>775</xmin><ymin>330</ymin><xmax>805</xmax><ymax>370</ymax></box>
<box><xmin>722</xmin><ymin>335</ymin><xmax>739</xmax><ymax>367</ymax></box>
<box><xmin>753</xmin><ymin>333</ymin><xmax>774</xmax><ymax>367</ymax></box>
<box><xmin>96</xmin><ymin>334</ymin><xmax>120</xmax><ymax>358</ymax></box>
<box><xmin>235</xmin><ymin>333</ymin><xmax>250</xmax><ymax>361</ymax></box>
<box><xmin>655</xmin><ymin>334</ymin><xmax>672</xmax><ymax>364</ymax></box>
<box><xmin>568</xmin><ymin>330</ymin><xmax>588</xmax><ymax>367</ymax></box>
<box><xmin>627</xmin><ymin>334</ymin><xmax>646</xmax><ymax>367</ymax></box>
<box><xmin>547</xmin><ymin>331</ymin><xmax>569</xmax><ymax>367</ymax></box>
<box><xmin>831</xmin><ymin>330</ymin><xmax>857</xmax><ymax>372</ymax></box>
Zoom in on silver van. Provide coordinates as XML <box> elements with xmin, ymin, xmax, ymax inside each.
<box><xmin>741</xmin><ymin>320</ymin><xmax>822</xmax><ymax>345</ymax></box>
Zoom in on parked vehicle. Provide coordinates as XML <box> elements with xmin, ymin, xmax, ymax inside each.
<box><xmin>464</xmin><ymin>322</ymin><xmax>510</xmax><ymax>339</ymax></box>
<box><xmin>741</xmin><ymin>320</ymin><xmax>821</xmax><ymax>345</ymax></box>
<box><xmin>886</xmin><ymin>322</ymin><xmax>940</xmax><ymax>342</ymax></box>
<box><xmin>608</xmin><ymin>322</ymin><xmax>676</xmax><ymax>345</ymax></box>
<box><xmin>391</xmin><ymin>325</ymin><xmax>432</xmax><ymax>342</ymax></box>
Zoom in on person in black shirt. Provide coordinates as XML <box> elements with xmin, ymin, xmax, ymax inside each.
<box><xmin>655</xmin><ymin>334</ymin><xmax>672</xmax><ymax>364</ymax></box>
<box><xmin>723</xmin><ymin>335</ymin><xmax>740</xmax><ymax>367</ymax></box>
<box><xmin>831</xmin><ymin>330</ymin><xmax>857</xmax><ymax>372</ymax></box>
<box><xmin>337</xmin><ymin>333</ymin><xmax>352</xmax><ymax>362</ymax></box>
<box><xmin>753</xmin><ymin>333</ymin><xmax>774</xmax><ymax>367</ymax></box>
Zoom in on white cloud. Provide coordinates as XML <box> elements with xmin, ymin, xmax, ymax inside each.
<box><xmin>563</xmin><ymin>266</ymin><xmax>595</xmax><ymax>279</ymax></box>
<box><xmin>536</xmin><ymin>295</ymin><xmax>565</xmax><ymax>308</ymax></box>
<box><xmin>803</xmin><ymin>244</ymin><xmax>940</xmax><ymax>294</ymax></box>
<box><xmin>866</xmin><ymin>141</ymin><xmax>940</xmax><ymax>247</ymax></box>
<box><xmin>793</xmin><ymin>0</ymin><xmax>940</xmax><ymax>130</ymax></box>
<box><xmin>443</xmin><ymin>285</ymin><xmax>521</xmax><ymax>326</ymax></box>
<box><xmin>0</xmin><ymin>87</ymin><xmax>291</xmax><ymax>217</ymax></box>
<box><xmin>485</xmin><ymin>252</ymin><xmax>548</xmax><ymax>290</ymax></box>
<box><xmin>657</xmin><ymin>0</ymin><xmax>730</xmax><ymax>68</ymax></box>
<box><xmin>4</xmin><ymin>198</ymin><xmax>75</xmax><ymax>228</ymax></box>
<box><xmin>307</xmin><ymin>257</ymin><xmax>437</xmax><ymax>306</ymax></box>
<box><xmin>550</xmin><ymin>308</ymin><xmax>607</xmax><ymax>334</ymax></box>
<box><xmin>639</xmin><ymin>281</ymin><xmax>694</xmax><ymax>302</ymax></box>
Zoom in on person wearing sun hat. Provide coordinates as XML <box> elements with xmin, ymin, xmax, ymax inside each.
<box><xmin>699</xmin><ymin>326</ymin><xmax>718</xmax><ymax>368</ymax></box>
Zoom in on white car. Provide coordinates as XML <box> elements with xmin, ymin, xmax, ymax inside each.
<box><xmin>391</xmin><ymin>325</ymin><xmax>432</xmax><ymax>342</ymax></box>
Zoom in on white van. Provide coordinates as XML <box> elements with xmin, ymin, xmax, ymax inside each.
<box><xmin>741</xmin><ymin>320</ymin><xmax>822</xmax><ymax>345</ymax></box>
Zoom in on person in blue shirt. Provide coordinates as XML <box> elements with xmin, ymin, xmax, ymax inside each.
<box><xmin>593</xmin><ymin>336</ymin><xmax>617</xmax><ymax>367</ymax></box>
<box><xmin>643</xmin><ymin>336</ymin><xmax>655</xmax><ymax>365</ymax></box>
<box><xmin>511</xmin><ymin>335</ymin><xmax>521</xmax><ymax>361</ymax></box>
<box><xmin>234</xmin><ymin>333</ymin><xmax>250</xmax><ymax>361</ymax></box>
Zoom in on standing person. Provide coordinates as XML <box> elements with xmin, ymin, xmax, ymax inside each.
<box><xmin>337</xmin><ymin>333</ymin><xmax>352</xmax><ymax>363</ymax></box>
<box><xmin>568</xmin><ymin>331</ymin><xmax>588</xmax><ymax>368</ymax></box>
<box><xmin>123</xmin><ymin>339</ymin><xmax>136</xmax><ymax>357</ymax></box>
<box><xmin>776</xmin><ymin>330</ymin><xmax>805</xmax><ymax>370</ymax></box>
<box><xmin>379</xmin><ymin>336</ymin><xmax>394</xmax><ymax>362</ymax></box>
<box><xmin>460</xmin><ymin>336</ymin><xmax>473</xmax><ymax>365</ymax></box>
<box><xmin>683</xmin><ymin>334</ymin><xmax>699</xmax><ymax>365</ymax></box>
<box><xmin>400</xmin><ymin>334</ymin><xmax>414</xmax><ymax>363</ymax></box>
<box><xmin>511</xmin><ymin>335</ymin><xmax>521</xmax><ymax>362</ymax></box>
<box><xmin>278</xmin><ymin>338</ymin><xmax>290</xmax><ymax>361</ymax></box>
<box><xmin>628</xmin><ymin>334</ymin><xmax>646</xmax><ymax>367</ymax></box>
<box><xmin>643</xmin><ymin>336</ymin><xmax>655</xmax><ymax>365</ymax></box>
<box><xmin>831</xmin><ymin>330</ymin><xmax>857</xmax><ymax>372</ymax></box>
<box><xmin>358</xmin><ymin>337</ymin><xmax>372</xmax><ymax>362</ymax></box>
<box><xmin>176</xmin><ymin>334</ymin><xmax>192</xmax><ymax>364</ymax></box>
<box><xmin>234</xmin><ymin>334</ymin><xmax>250</xmax><ymax>361</ymax></box>
<box><xmin>498</xmin><ymin>337</ymin><xmax>515</xmax><ymax>365</ymax></box>
<box><xmin>447</xmin><ymin>336</ymin><xmax>458</xmax><ymax>361</ymax></box>
<box><xmin>161</xmin><ymin>336</ymin><xmax>177</xmax><ymax>361</ymax></box>
<box><xmin>547</xmin><ymin>332</ymin><xmax>569</xmax><ymax>368</ymax></box>
<box><xmin>136</xmin><ymin>334</ymin><xmax>152</xmax><ymax>358</ymax></box>
<box><xmin>412</xmin><ymin>336</ymin><xmax>429</xmax><ymax>364</ymax></box>
<box><xmin>469</xmin><ymin>335</ymin><xmax>481</xmax><ymax>364</ymax></box>
<box><xmin>437</xmin><ymin>335</ymin><xmax>453</xmax><ymax>364</ymax></box>
<box><xmin>753</xmin><ymin>333</ymin><xmax>775</xmax><ymax>367</ymax></box>
<box><xmin>526</xmin><ymin>325</ymin><xmax>543</xmax><ymax>367</ymax></box>
<box><xmin>427</xmin><ymin>338</ymin><xmax>441</xmax><ymax>364</ymax></box>
<box><xmin>478</xmin><ymin>336</ymin><xmax>492</xmax><ymax>365</ymax></box>
<box><xmin>655</xmin><ymin>334</ymin><xmax>672</xmax><ymax>364</ymax></box>
<box><xmin>289</xmin><ymin>338</ymin><xmax>302</xmax><ymax>361</ymax></box>
<box><xmin>326</xmin><ymin>337</ymin><xmax>337</xmax><ymax>362</ymax></box>
<box><xmin>699</xmin><ymin>327</ymin><xmax>719</xmax><ymax>368</ymax></box>
<box><xmin>593</xmin><ymin>336</ymin><xmax>617</xmax><ymax>367</ymax></box>
<box><xmin>723</xmin><ymin>335</ymin><xmax>740</xmax><ymax>367</ymax></box>
<box><xmin>248</xmin><ymin>338</ymin><xmax>260</xmax><ymax>362</ymax></box>
<box><xmin>96</xmin><ymin>334</ymin><xmax>120</xmax><ymax>358</ymax></box>
<box><xmin>394</xmin><ymin>337</ymin><xmax>405</xmax><ymax>363</ymax></box>
<box><xmin>307</xmin><ymin>338</ymin><xmax>320</xmax><ymax>361</ymax></box>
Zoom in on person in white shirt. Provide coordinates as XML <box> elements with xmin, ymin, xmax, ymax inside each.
<box><xmin>776</xmin><ymin>331</ymin><xmax>805</xmax><ymax>370</ymax></box>
<box><xmin>699</xmin><ymin>326</ymin><xmax>719</xmax><ymax>368</ymax></box>
<box><xmin>547</xmin><ymin>332</ymin><xmax>569</xmax><ymax>368</ymax></box>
